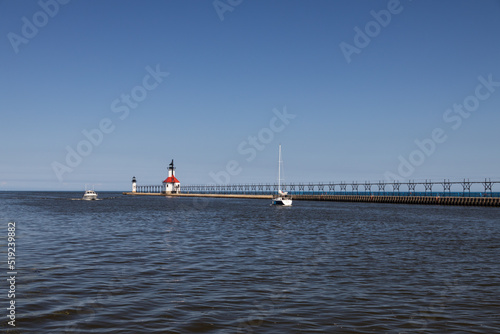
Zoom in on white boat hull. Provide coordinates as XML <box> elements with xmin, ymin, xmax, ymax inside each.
<box><xmin>82</xmin><ymin>189</ymin><xmax>98</xmax><ymax>200</ymax></box>
<box><xmin>272</xmin><ymin>197</ymin><xmax>292</xmax><ymax>206</ymax></box>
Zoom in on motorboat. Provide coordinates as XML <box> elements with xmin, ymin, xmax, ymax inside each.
<box><xmin>82</xmin><ymin>186</ymin><xmax>98</xmax><ymax>200</ymax></box>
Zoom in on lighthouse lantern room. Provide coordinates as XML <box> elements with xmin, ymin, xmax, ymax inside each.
<box><xmin>163</xmin><ymin>159</ymin><xmax>180</xmax><ymax>194</ymax></box>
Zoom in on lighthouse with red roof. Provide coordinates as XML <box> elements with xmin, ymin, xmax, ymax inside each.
<box><xmin>163</xmin><ymin>159</ymin><xmax>180</xmax><ymax>194</ymax></box>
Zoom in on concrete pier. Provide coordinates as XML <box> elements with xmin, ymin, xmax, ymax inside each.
<box><xmin>293</xmin><ymin>194</ymin><xmax>500</xmax><ymax>207</ymax></box>
<box><xmin>122</xmin><ymin>192</ymin><xmax>500</xmax><ymax>206</ymax></box>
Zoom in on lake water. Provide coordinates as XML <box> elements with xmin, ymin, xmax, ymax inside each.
<box><xmin>1</xmin><ymin>191</ymin><xmax>500</xmax><ymax>333</ymax></box>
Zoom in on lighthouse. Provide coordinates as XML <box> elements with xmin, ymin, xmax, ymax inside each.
<box><xmin>132</xmin><ymin>176</ymin><xmax>137</xmax><ymax>193</ymax></box>
<box><xmin>162</xmin><ymin>159</ymin><xmax>180</xmax><ymax>194</ymax></box>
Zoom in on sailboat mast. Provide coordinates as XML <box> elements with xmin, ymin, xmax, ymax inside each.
<box><xmin>278</xmin><ymin>144</ymin><xmax>281</xmax><ymax>192</ymax></box>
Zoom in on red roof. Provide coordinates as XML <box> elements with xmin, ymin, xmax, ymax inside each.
<box><xmin>163</xmin><ymin>176</ymin><xmax>180</xmax><ymax>183</ymax></box>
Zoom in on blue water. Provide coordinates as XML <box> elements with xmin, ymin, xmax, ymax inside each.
<box><xmin>1</xmin><ymin>191</ymin><xmax>500</xmax><ymax>333</ymax></box>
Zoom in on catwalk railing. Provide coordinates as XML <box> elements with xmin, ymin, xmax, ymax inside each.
<box><xmin>135</xmin><ymin>185</ymin><xmax>164</xmax><ymax>193</ymax></box>
<box><xmin>180</xmin><ymin>178</ymin><xmax>500</xmax><ymax>197</ymax></box>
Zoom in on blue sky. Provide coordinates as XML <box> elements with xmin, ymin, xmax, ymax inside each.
<box><xmin>1</xmin><ymin>0</ymin><xmax>499</xmax><ymax>191</ymax></box>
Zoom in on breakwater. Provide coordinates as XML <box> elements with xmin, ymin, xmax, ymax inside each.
<box><xmin>122</xmin><ymin>192</ymin><xmax>500</xmax><ymax>207</ymax></box>
<box><xmin>293</xmin><ymin>194</ymin><xmax>500</xmax><ymax>207</ymax></box>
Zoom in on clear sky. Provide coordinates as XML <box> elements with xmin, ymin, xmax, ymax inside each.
<box><xmin>1</xmin><ymin>0</ymin><xmax>499</xmax><ymax>191</ymax></box>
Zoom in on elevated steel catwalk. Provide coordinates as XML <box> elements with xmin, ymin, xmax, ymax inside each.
<box><xmin>178</xmin><ymin>178</ymin><xmax>499</xmax><ymax>197</ymax></box>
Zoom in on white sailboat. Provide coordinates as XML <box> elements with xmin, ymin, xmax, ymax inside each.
<box><xmin>272</xmin><ymin>144</ymin><xmax>292</xmax><ymax>206</ymax></box>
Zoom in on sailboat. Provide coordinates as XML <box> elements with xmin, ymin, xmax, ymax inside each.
<box><xmin>272</xmin><ymin>144</ymin><xmax>292</xmax><ymax>206</ymax></box>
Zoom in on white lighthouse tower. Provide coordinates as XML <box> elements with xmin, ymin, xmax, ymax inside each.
<box><xmin>132</xmin><ymin>176</ymin><xmax>137</xmax><ymax>193</ymax></box>
<box><xmin>162</xmin><ymin>159</ymin><xmax>180</xmax><ymax>194</ymax></box>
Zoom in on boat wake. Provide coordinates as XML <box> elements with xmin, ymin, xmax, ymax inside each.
<box><xmin>70</xmin><ymin>198</ymin><xmax>102</xmax><ymax>201</ymax></box>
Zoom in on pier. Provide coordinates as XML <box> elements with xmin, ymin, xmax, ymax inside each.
<box><xmin>122</xmin><ymin>192</ymin><xmax>272</xmax><ymax>199</ymax></box>
<box><xmin>292</xmin><ymin>194</ymin><xmax>500</xmax><ymax>207</ymax></box>
<box><xmin>124</xmin><ymin>178</ymin><xmax>500</xmax><ymax>207</ymax></box>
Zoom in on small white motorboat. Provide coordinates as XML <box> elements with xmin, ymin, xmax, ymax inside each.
<box><xmin>82</xmin><ymin>186</ymin><xmax>98</xmax><ymax>200</ymax></box>
<box><xmin>272</xmin><ymin>144</ymin><xmax>292</xmax><ymax>206</ymax></box>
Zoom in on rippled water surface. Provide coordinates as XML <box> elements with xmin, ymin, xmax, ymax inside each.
<box><xmin>1</xmin><ymin>191</ymin><xmax>500</xmax><ymax>333</ymax></box>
